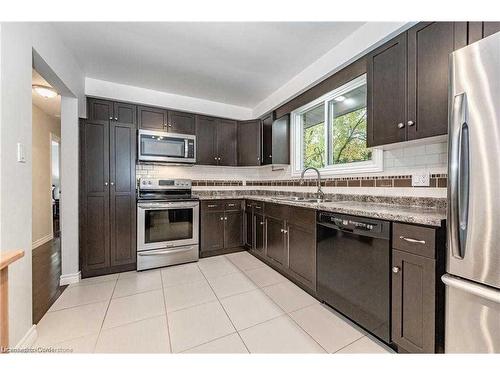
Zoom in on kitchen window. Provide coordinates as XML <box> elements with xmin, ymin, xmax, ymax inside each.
<box><xmin>291</xmin><ymin>74</ymin><xmax>382</xmax><ymax>176</ymax></box>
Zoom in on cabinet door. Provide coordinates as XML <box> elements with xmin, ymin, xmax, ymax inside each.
<box><xmin>168</xmin><ymin>110</ymin><xmax>195</xmax><ymax>134</ymax></box>
<box><xmin>469</xmin><ymin>22</ymin><xmax>500</xmax><ymax>44</ymax></box>
<box><xmin>392</xmin><ymin>249</ymin><xmax>436</xmax><ymax>353</ymax></box>
<box><xmin>254</xmin><ymin>213</ymin><xmax>265</xmax><ymax>255</ymax></box>
<box><xmin>201</xmin><ymin>212</ymin><xmax>225</xmax><ymax>253</ymax></box>
<box><xmin>137</xmin><ymin>105</ymin><xmax>168</xmax><ymax>131</ymax></box>
<box><xmin>271</xmin><ymin>115</ymin><xmax>290</xmax><ymax>164</ymax></box>
<box><xmin>217</xmin><ymin>119</ymin><xmax>237</xmax><ymax>166</ymax></box>
<box><xmin>287</xmin><ymin>224</ymin><xmax>316</xmax><ymax>291</ymax></box>
<box><xmin>224</xmin><ymin>211</ymin><xmax>243</xmax><ymax>248</ymax></box>
<box><xmin>262</xmin><ymin>114</ymin><xmax>273</xmax><ymax>165</ymax></box>
<box><xmin>483</xmin><ymin>22</ymin><xmax>500</xmax><ymax>38</ymax></box>
<box><xmin>88</xmin><ymin>98</ymin><xmax>113</xmax><ymax>122</ymax></box>
<box><xmin>407</xmin><ymin>22</ymin><xmax>466</xmax><ymax>140</ymax></box>
<box><xmin>195</xmin><ymin>115</ymin><xmax>218</xmax><ymax>165</ymax></box>
<box><xmin>265</xmin><ymin>217</ymin><xmax>286</xmax><ymax>266</ymax></box>
<box><xmin>245</xmin><ymin>209</ymin><xmax>254</xmax><ymax>248</ymax></box>
<box><xmin>80</xmin><ymin>120</ymin><xmax>110</xmax><ymax>275</ymax></box>
<box><xmin>237</xmin><ymin>120</ymin><xmax>261</xmax><ymax>166</ymax></box>
<box><xmin>113</xmin><ymin>102</ymin><xmax>137</xmax><ymax>126</ymax></box>
<box><xmin>367</xmin><ymin>33</ymin><xmax>407</xmax><ymax>147</ymax></box>
<box><xmin>109</xmin><ymin>120</ymin><xmax>136</xmax><ymax>268</ymax></box>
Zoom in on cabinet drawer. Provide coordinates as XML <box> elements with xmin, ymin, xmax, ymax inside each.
<box><xmin>224</xmin><ymin>200</ymin><xmax>242</xmax><ymax>211</ymax></box>
<box><xmin>264</xmin><ymin>202</ymin><xmax>289</xmax><ymax>220</ymax></box>
<box><xmin>201</xmin><ymin>201</ymin><xmax>225</xmax><ymax>212</ymax></box>
<box><xmin>287</xmin><ymin>206</ymin><xmax>315</xmax><ymax>229</ymax></box>
<box><xmin>393</xmin><ymin>223</ymin><xmax>435</xmax><ymax>258</ymax></box>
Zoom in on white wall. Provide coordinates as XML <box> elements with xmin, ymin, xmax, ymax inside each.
<box><xmin>85</xmin><ymin>78</ymin><xmax>253</xmax><ymax>120</ymax></box>
<box><xmin>32</xmin><ymin>104</ymin><xmax>60</xmax><ymax>246</ymax></box>
<box><xmin>0</xmin><ymin>22</ymin><xmax>84</xmax><ymax>347</ymax></box>
<box><xmin>60</xmin><ymin>97</ymin><xmax>80</xmax><ymax>281</ymax></box>
<box><xmin>0</xmin><ymin>23</ymin><xmax>34</xmax><ymax>348</ymax></box>
<box><xmin>252</xmin><ymin>22</ymin><xmax>415</xmax><ymax>118</ymax></box>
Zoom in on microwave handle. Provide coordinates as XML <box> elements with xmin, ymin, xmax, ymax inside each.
<box><xmin>184</xmin><ymin>139</ymin><xmax>188</xmax><ymax>158</ymax></box>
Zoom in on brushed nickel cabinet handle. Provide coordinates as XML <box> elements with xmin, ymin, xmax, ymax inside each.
<box><xmin>104</xmin><ymin>182</ymin><xmax>108</xmax><ymax>186</ymax></box>
<box><xmin>392</xmin><ymin>266</ymin><xmax>400</xmax><ymax>274</ymax></box>
<box><xmin>208</xmin><ymin>204</ymin><xmax>217</xmax><ymax>208</ymax></box>
<box><xmin>397</xmin><ymin>123</ymin><xmax>405</xmax><ymax>129</ymax></box>
<box><xmin>399</xmin><ymin>236</ymin><xmax>426</xmax><ymax>244</ymax></box>
<box><xmin>407</xmin><ymin>120</ymin><xmax>415</xmax><ymax>126</ymax></box>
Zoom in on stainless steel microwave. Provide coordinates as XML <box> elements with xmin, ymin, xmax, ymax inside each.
<box><xmin>138</xmin><ymin>129</ymin><xmax>196</xmax><ymax>163</ymax></box>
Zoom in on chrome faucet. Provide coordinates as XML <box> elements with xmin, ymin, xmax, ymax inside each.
<box><xmin>300</xmin><ymin>167</ymin><xmax>325</xmax><ymax>201</ymax></box>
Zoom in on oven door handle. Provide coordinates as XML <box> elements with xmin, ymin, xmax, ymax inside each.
<box><xmin>138</xmin><ymin>246</ymin><xmax>194</xmax><ymax>256</ymax></box>
<box><xmin>138</xmin><ymin>202</ymin><xmax>199</xmax><ymax>209</ymax></box>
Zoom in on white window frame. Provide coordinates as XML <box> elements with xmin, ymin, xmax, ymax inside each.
<box><xmin>290</xmin><ymin>74</ymin><xmax>383</xmax><ymax>177</ymax></box>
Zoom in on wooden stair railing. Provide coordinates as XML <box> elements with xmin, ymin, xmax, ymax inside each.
<box><xmin>1</xmin><ymin>249</ymin><xmax>24</xmax><ymax>353</ymax></box>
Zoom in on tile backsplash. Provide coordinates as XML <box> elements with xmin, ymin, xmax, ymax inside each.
<box><xmin>136</xmin><ymin>140</ymin><xmax>448</xmax><ymax>194</ymax></box>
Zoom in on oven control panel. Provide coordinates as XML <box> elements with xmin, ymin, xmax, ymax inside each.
<box><xmin>139</xmin><ymin>178</ymin><xmax>192</xmax><ymax>190</ymax></box>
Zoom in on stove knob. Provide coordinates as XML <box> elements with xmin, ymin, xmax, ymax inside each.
<box><xmin>148</xmin><ymin>181</ymin><xmax>152</xmax><ymax>185</ymax></box>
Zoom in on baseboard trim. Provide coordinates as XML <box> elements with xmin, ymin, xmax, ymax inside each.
<box><xmin>32</xmin><ymin>233</ymin><xmax>53</xmax><ymax>249</ymax></box>
<box><xmin>60</xmin><ymin>271</ymin><xmax>81</xmax><ymax>286</ymax></box>
<box><xmin>15</xmin><ymin>325</ymin><xmax>38</xmax><ymax>349</ymax></box>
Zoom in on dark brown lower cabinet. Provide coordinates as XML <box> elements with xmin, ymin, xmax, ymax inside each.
<box><xmin>244</xmin><ymin>200</ymin><xmax>317</xmax><ymax>293</ymax></box>
<box><xmin>287</xmin><ymin>223</ymin><xmax>316</xmax><ymax>291</ymax></box>
<box><xmin>265</xmin><ymin>216</ymin><xmax>287</xmax><ymax>266</ymax></box>
<box><xmin>254</xmin><ymin>213</ymin><xmax>265</xmax><ymax>255</ymax></box>
<box><xmin>200</xmin><ymin>200</ymin><xmax>244</xmax><ymax>257</ymax></box>
<box><xmin>80</xmin><ymin>117</ymin><xmax>137</xmax><ymax>278</ymax></box>
<box><xmin>391</xmin><ymin>223</ymin><xmax>445</xmax><ymax>353</ymax></box>
<box><xmin>392</xmin><ymin>250</ymin><xmax>435</xmax><ymax>353</ymax></box>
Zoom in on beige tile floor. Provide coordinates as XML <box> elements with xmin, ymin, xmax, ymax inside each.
<box><xmin>32</xmin><ymin>251</ymin><xmax>394</xmax><ymax>354</ymax></box>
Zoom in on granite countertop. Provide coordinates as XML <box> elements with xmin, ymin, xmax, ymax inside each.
<box><xmin>195</xmin><ymin>194</ymin><xmax>446</xmax><ymax>227</ymax></box>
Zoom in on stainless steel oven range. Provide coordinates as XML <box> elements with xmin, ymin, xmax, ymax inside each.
<box><xmin>137</xmin><ymin>178</ymin><xmax>199</xmax><ymax>271</ymax></box>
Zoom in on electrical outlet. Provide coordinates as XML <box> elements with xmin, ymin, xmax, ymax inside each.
<box><xmin>412</xmin><ymin>173</ymin><xmax>430</xmax><ymax>187</ymax></box>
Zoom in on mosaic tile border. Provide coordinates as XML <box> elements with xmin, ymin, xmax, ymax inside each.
<box><xmin>191</xmin><ymin>174</ymin><xmax>448</xmax><ymax>188</ymax></box>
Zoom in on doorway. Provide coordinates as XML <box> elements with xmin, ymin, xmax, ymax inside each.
<box><xmin>31</xmin><ymin>68</ymin><xmax>66</xmax><ymax>324</ymax></box>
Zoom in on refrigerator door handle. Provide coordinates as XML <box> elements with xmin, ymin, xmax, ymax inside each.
<box><xmin>442</xmin><ymin>274</ymin><xmax>500</xmax><ymax>304</ymax></box>
<box><xmin>449</xmin><ymin>93</ymin><xmax>469</xmax><ymax>260</ymax></box>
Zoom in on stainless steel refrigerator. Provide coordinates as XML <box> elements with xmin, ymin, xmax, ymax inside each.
<box><xmin>443</xmin><ymin>32</ymin><xmax>500</xmax><ymax>353</ymax></box>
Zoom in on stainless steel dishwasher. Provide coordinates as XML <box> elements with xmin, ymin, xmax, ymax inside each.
<box><xmin>317</xmin><ymin>211</ymin><xmax>391</xmax><ymax>345</ymax></box>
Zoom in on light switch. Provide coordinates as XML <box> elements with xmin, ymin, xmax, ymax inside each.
<box><xmin>17</xmin><ymin>143</ymin><xmax>26</xmax><ymax>163</ymax></box>
<box><xmin>412</xmin><ymin>172</ymin><xmax>430</xmax><ymax>187</ymax></box>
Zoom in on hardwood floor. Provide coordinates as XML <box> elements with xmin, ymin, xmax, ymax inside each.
<box><xmin>32</xmin><ymin>237</ymin><xmax>67</xmax><ymax>324</ymax></box>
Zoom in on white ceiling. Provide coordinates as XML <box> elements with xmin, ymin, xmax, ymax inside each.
<box><xmin>32</xmin><ymin>69</ymin><xmax>61</xmax><ymax>117</ymax></box>
<box><xmin>51</xmin><ymin>22</ymin><xmax>364</xmax><ymax>108</ymax></box>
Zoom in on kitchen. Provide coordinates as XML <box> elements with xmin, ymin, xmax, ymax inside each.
<box><xmin>0</xmin><ymin>5</ymin><xmax>499</xmax><ymax>371</ymax></box>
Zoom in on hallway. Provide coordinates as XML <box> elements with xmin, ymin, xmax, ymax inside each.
<box><xmin>32</xmin><ymin>237</ymin><xmax>66</xmax><ymax>324</ymax></box>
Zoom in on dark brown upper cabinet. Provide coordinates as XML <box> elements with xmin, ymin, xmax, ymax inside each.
<box><xmin>137</xmin><ymin>105</ymin><xmax>168</xmax><ymax>131</ymax></box>
<box><xmin>195</xmin><ymin>115</ymin><xmax>218</xmax><ymax>165</ymax></box>
<box><xmin>195</xmin><ymin>116</ymin><xmax>237</xmax><ymax>166</ymax></box>
<box><xmin>113</xmin><ymin>102</ymin><xmax>137</xmax><ymax>126</ymax></box>
<box><xmin>260</xmin><ymin>113</ymin><xmax>290</xmax><ymax>165</ymax></box>
<box><xmin>88</xmin><ymin>98</ymin><xmax>137</xmax><ymax>125</ymax></box>
<box><xmin>367</xmin><ymin>33</ymin><xmax>407</xmax><ymax>147</ymax></box>
<box><xmin>261</xmin><ymin>113</ymin><xmax>274</xmax><ymax>165</ymax></box>
<box><xmin>468</xmin><ymin>22</ymin><xmax>500</xmax><ymax>44</ymax></box>
<box><xmin>217</xmin><ymin>119</ymin><xmax>238</xmax><ymax>166</ymax></box>
<box><xmin>88</xmin><ymin>98</ymin><xmax>114</xmax><ymax>122</ymax></box>
<box><xmin>407</xmin><ymin>22</ymin><xmax>467</xmax><ymax>140</ymax></box>
<box><xmin>167</xmin><ymin>110</ymin><xmax>195</xmax><ymax>134</ymax></box>
<box><xmin>237</xmin><ymin>120</ymin><xmax>261</xmax><ymax>166</ymax></box>
<box><xmin>367</xmin><ymin>22</ymin><xmax>467</xmax><ymax>147</ymax></box>
<box><xmin>271</xmin><ymin>115</ymin><xmax>290</xmax><ymax>165</ymax></box>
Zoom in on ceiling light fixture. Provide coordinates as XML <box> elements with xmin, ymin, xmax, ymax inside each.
<box><xmin>32</xmin><ymin>84</ymin><xmax>58</xmax><ymax>99</ymax></box>
<box><xmin>334</xmin><ymin>95</ymin><xmax>346</xmax><ymax>102</ymax></box>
